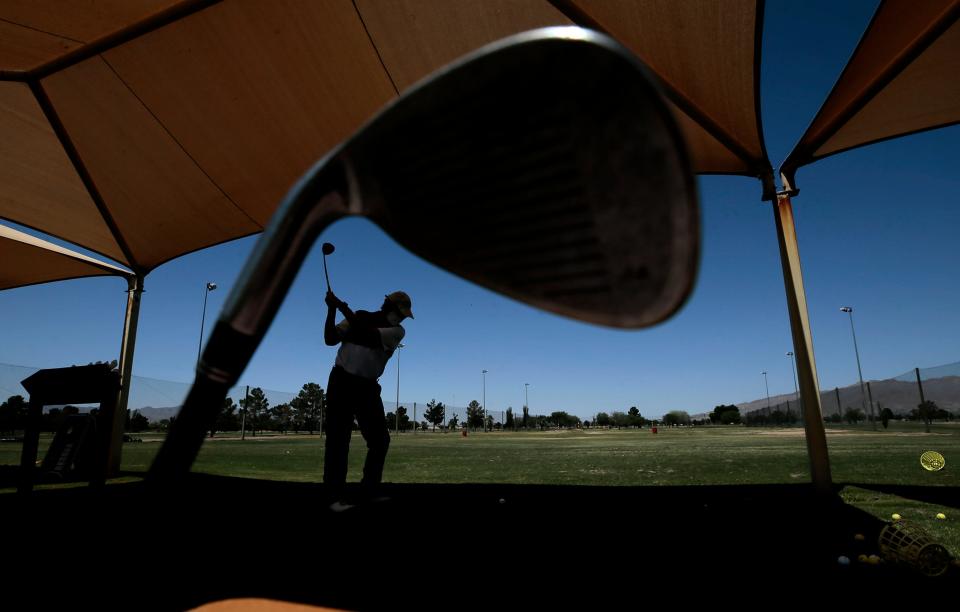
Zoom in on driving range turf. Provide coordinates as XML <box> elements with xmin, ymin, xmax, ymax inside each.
<box><xmin>4</xmin><ymin>423</ymin><xmax>957</xmax><ymax>555</ymax></box>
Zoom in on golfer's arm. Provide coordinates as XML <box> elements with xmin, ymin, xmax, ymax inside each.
<box><xmin>324</xmin><ymin>307</ymin><xmax>341</xmax><ymax>346</ymax></box>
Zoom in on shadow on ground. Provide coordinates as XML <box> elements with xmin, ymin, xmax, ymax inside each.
<box><xmin>4</xmin><ymin>474</ymin><xmax>958</xmax><ymax>609</ymax></box>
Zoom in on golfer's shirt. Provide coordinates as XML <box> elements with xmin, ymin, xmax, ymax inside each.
<box><xmin>334</xmin><ymin>317</ymin><xmax>404</xmax><ymax>381</ymax></box>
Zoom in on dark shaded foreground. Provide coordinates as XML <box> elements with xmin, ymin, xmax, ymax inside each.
<box><xmin>5</xmin><ymin>477</ymin><xmax>958</xmax><ymax>609</ymax></box>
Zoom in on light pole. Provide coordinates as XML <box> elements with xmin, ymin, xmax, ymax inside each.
<box><xmin>841</xmin><ymin>306</ymin><xmax>874</xmax><ymax>430</ymax></box>
<box><xmin>197</xmin><ymin>282</ymin><xmax>217</xmax><ymax>368</ymax></box>
<box><xmin>482</xmin><ymin>369</ymin><xmax>487</xmax><ymax>432</ymax></box>
<box><xmin>395</xmin><ymin>343</ymin><xmax>404</xmax><ymax>434</ymax></box>
<box><xmin>762</xmin><ymin>371</ymin><xmax>770</xmax><ymax>411</ymax></box>
<box><xmin>524</xmin><ymin>383</ymin><xmax>529</xmax><ymax>431</ymax></box>
<box><xmin>786</xmin><ymin>351</ymin><xmax>800</xmax><ymax>416</ymax></box>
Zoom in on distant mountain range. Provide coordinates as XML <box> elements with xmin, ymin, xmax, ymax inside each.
<box><xmin>693</xmin><ymin>366</ymin><xmax>960</xmax><ymax>419</ymax></box>
<box><xmin>133</xmin><ymin>406</ymin><xmax>181</xmax><ymax>422</ymax></box>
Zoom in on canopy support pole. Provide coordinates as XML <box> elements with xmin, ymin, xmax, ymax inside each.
<box><xmin>107</xmin><ymin>273</ymin><xmax>144</xmax><ymax>477</ymax></box>
<box><xmin>773</xmin><ymin>193</ymin><xmax>832</xmax><ymax>494</ymax></box>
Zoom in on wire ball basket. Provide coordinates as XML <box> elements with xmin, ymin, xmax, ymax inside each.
<box><xmin>878</xmin><ymin>520</ymin><xmax>952</xmax><ymax>576</ymax></box>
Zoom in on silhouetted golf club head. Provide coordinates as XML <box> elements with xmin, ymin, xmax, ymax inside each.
<box><xmin>352</xmin><ymin>33</ymin><xmax>697</xmax><ymax>328</ymax></box>
<box><xmin>149</xmin><ymin>27</ymin><xmax>699</xmax><ymax>480</ymax></box>
<box><xmin>321</xmin><ymin>243</ymin><xmax>335</xmax><ymax>256</ymax></box>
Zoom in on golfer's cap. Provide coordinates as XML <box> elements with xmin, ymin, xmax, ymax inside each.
<box><xmin>386</xmin><ymin>291</ymin><xmax>414</xmax><ymax>319</ymax></box>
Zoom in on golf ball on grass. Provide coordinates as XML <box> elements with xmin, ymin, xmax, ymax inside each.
<box><xmin>936</xmin><ymin>512</ymin><xmax>946</xmax><ymax>520</ymax></box>
<box><xmin>891</xmin><ymin>513</ymin><xmax>901</xmax><ymax>520</ymax></box>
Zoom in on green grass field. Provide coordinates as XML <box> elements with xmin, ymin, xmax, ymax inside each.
<box><xmin>3</xmin><ymin>422</ymin><xmax>958</xmax><ymax>555</ymax></box>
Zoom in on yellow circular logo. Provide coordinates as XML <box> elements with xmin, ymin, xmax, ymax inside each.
<box><xmin>921</xmin><ymin>451</ymin><xmax>945</xmax><ymax>472</ymax></box>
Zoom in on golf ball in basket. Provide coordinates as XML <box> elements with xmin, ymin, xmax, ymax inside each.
<box><xmin>837</xmin><ymin>556</ymin><xmax>850</xmax><ymax>566</ymax></box>
<box><xmin>854</xmin><ymin>533</ymin><xmax>865</xmax><ymax>541</ymax></box>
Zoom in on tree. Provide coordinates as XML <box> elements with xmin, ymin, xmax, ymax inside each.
<box><xmin>424</xmin><ymin>399</ymin><xmax>445</xmax><ymax>431</ymax></box>
<box><xmin>240</xmin><ymin>387</ymin><xmax>269</xmax><ymax>436</ymax></box>
<box><xmin>290</xmin><ymin>383</ymin><xmax>324</xmax><ymax>433</ymax></box>
<box><xmin>880</xmin><ymin>407</ymin><xmax>894</xmax><ymax>429</ymax></box>
<box><xmin>549</xmin><ymin>411</ymin><xmax>579</xmax><ymax>428</ymax></box>
<box><xmin>627</xmin><ymin>407</ymin><xmax>651</xmax><ymax>427</ymax></box>
<box><xmin>0</xmin><ymin>395</ymin><xmax>28</xmax><ymax>434</ymax></box>
<box><xmin>126</xmin><ymin>409</ymin><xmax>150</xmax><ymax>433</ymax></box>
<box><xmin>505</xmin><ymin>407</ymin><xmax>515</xmax><ymax>430</ymax></box>
<box><xmin>844</xmin><ymin>407</ymin><xmax>865</xmax><ymax>424</ymax></box>
<box><xmin>397</xmin><ymin>405</ymin><xmax>411</xmax><ymax>431</ymax></box>
<box><xmin>912</xmin><ymin>400</ymin><xmax>941</xmax><ymax>433</ymax></box>
<box><xmin>522</xmin><ymin>405</ymin><xmax>529</xmax><ymax>429</ymax></box>
<box><xmin>466</xmin><ymin>400</ymin><xmax>484</xmax><ymax>430</ymax></box>
<box><xmin>272</xmin><ymin>403</ymin><xmax>293</xmax><ymax>433</ymax></box>
<box><xmin>216</xmin><ymin>397</ymin><xmax>240</xmax><ymax>433</ymax></box>
<box><xmin>663</xmin><ymin>410</ymin><xmax>691</xmax><ymax>426</ymax></box>
<box><xmin>447</xmin><ymin>414</ymin><xmax>459</xmax><ymax>430</ymax></box>
<box><xmin>710</xmin><ymin>405</ymin><xmax>741</xmax><ymax>424</ymax></box>
<box><xmin>594</xmin><ymin>412</ymin><xmax>611</xmax><ymax>427</ymax></box>
<box><xmin>610</xmin><ymin>411</ymin><xmax>629</xmax><ymax>429</ymax></box>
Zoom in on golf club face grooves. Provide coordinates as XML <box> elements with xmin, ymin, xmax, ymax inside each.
<box><xmin>348</xmin><ymin>29</ymin><xmax>698</xmax><ymax>328</ymax></box>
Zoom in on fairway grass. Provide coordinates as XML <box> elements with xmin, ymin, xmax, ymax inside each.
<box><xmin>4</xmin><ymin>423</ymin><xmax>958</xmax><ymax>487</ymax></box>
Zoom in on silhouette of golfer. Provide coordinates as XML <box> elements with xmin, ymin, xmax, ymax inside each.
<box><xmin>323</xmin><ymin>289</ymin><xmax>413</xmax><ymax>511</ymax></box>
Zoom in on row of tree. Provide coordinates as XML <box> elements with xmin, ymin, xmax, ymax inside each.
<box><xmin>6</xmin><ymin>386</ymin><xmax>954</xmax><ymax>438</ymax></box>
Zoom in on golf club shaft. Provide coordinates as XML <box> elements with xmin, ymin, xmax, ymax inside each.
<box><xmin>323</xmin><ymin>255</ymin><xmax>331</xmax><ymax>291</ymax></box>
<box><xmin>149</xmin><ymin>159</ymin><xmax>349</xmax><ymax>482</ymax></box>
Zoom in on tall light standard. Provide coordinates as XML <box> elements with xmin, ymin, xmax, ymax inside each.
<box><xmin>524</xmin><ymin>383</ymin><xmax>529</xmax><ymax>431</ymax></box>
<box><xmin>761</xmin><ymin>371</ymin><xmax>771</xmax><ymax>411</ymax></box>
<box><xmin>786</xmin><ymin>351</ymin><xmax>800</xmax><ymax>415</ymax></box>
<box><xmin>395</xmin><ymin>343</ymin><xmax>404</xmax><ymax>433</ymax></box>
<box><xmin>482</xmin><ymin>369</ymin><xmax>488</xmax><ymax>432</ymax></box>
<box><xmin>197</xmin><ymin>282</ymin><xmax>217</xmax><ymax>368</ymax></box>
<box><xmin>841</xmin><ymin>306</ymin><xmax>874</xmax><ymax>430</ymax></box>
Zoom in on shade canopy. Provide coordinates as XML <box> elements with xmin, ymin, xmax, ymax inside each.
<box><xmin>781</xmin><ymin>0</ymin><xmax>960</xmax><ymax>191</ymax></box>
<box><xmin>0</xmin><ymin>223</ymin><xmax>130</xmax><ymax>291</ymax></box>
<box><xmin>0</xmin><ymin>0</ymin><xmax>770</xmax><ymax>275</ymax></box>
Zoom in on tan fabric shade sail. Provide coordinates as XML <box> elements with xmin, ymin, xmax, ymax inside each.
<box><xmin>1</xmin><ymin>0</ymin><xmax>770</xmax><ymax>275</ymax></box>
<box><xmin>781</xmin><ymin>0</ymin><xmax>960</xmax><ymax>191</ymax></box>
<box><xmin>0</xmin><ymin>223</ymin><xmax>130</xmax><ymax>291</ymax></box>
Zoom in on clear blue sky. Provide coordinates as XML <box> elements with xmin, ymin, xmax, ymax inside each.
<box><xmin>2</xmin><ymin>0</ymin><xmax>958</xmax><ymax>420</ymax></box>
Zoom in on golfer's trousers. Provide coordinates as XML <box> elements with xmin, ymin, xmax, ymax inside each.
<box><xmin>323</xmin><ymin>365</ymin><xmax>390</xmax><ymax>494</ymax></box>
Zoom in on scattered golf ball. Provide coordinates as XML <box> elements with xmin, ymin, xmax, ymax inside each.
<box><xmin>837</xmin><ymin>556</ymin><xmax>850</xmax><ymax>566</ymax></box>
<box><xmin>854</xmin><ymin>533</ymin><xmax>865</xmax><ymax>541</ymax></box>
<box><xmin>891</xmin><ymin>513</ymin><xmax>902</xmax><ymax>520</ymax></box>
<box><xmin>936</xmin><ymin>512</ymin><xmax>946</xmax><ymax>520</ymax></box>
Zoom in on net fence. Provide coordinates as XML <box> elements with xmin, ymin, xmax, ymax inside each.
<box><xmin>0</xmin><ymin>362</ymin><xmax>508</xmax><ymax>430</ymax></box>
